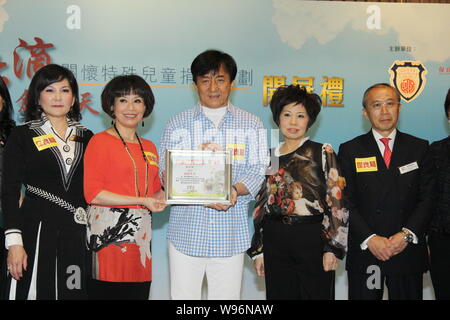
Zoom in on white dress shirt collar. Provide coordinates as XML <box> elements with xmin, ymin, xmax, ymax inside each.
<box><xmin>372</xmin><ymin>128</ymin><xmax>397</xmax><ymax>154</ymax></box>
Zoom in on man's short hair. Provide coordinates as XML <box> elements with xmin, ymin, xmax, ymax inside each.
<box><xmin>362</xmin><ymin>83</ymin><xmax>401</xmax><ymax>108</ymax></box>
<box><xmin>191</xmin><ymin>49</ymin><xmax>237</xmax><ymax>84</ymax></box>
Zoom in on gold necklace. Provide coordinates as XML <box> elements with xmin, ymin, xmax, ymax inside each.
<box><xmin>113</xmin><ymin>124</ymin><xmax>149</xmax><ymax>199</ymax></box>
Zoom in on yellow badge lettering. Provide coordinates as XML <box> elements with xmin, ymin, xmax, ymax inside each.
<box><xmin>226</xmin><ymin>144</ymin><xmax>246</xmax><ymax>161</ymax></box>
<box><xmin>33</xmin><ymin>134</ymin><xmax>59</xmax><ymax>151</ymax></box>
<box><xmin>145</xmin><ymin>151</ymin><xmax>159</xmax><ymax>167</ymax></box>
<box><xmin>355</xmin><ymin>157</ymin><xmax>378</xmax><ymax>172</ymax></box>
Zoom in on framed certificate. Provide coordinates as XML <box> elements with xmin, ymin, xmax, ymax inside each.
<box><xmin>165</xmin><ymin>150</ymin><xmax>232</xmax><ymax>204</ymax></box>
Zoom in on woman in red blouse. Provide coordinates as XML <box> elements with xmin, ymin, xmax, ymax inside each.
<box><xmin>84</xmin><ymin>75</ymin><xmax>166</xmax><ymax>300</ymax></box>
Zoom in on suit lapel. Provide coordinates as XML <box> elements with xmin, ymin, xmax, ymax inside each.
<box><xmin>389</xmin><ymin>131</ymin><xmax>408</xmax><ymax>174</ymax></box>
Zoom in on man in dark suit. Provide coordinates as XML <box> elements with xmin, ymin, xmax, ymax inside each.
<box><xmin>338</xmin><ymin>83</ymin><xmax>434</xmax><ymax>300</ymax></box>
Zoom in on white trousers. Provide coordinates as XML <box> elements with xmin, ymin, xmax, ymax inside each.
<box><xmin>168</xmin><ymin>241</ymin><xmax>244</xmax><ymax>300</ymax></box>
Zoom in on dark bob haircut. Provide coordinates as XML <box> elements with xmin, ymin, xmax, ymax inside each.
<box><xmin>444</xmin><ymin>88</ymin><xmax>450</xmax><ymax>118</ymax></box>
<box><xmin>0</xmin><ymin>76</ymin><xmax>16</xmax><ymax>140</ymax></box>
<box><xmin>270</xmin><ymin>84</ymin><xmax>322</xmax><ymax>128</ymax></box>
<box><xmin>362</xmin><ymin>83</ymin><xmax>401</xmax><ymax>109</ymax></box>
<box><xmin>101</xmin><ymin>75</ymin><xmax>155</xmax><ymax>119</ymax></box>
<box><xmin>191</xmin><ymin>49</ymin><xmax>237</xmax><ymax>84</ymax></box>
<box><xmin>24</xmin><ymin>64</ymin><xmax>81</xmax><ymax>122</ymax></box>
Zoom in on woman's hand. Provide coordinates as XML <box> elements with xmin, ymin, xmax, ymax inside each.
<box><xmin>153</xmin><ymin>189</ymin><xmax>166</xmax><ymax>201</ymax></box>
<box><xmin>7</xmin><ymin>245</ymin><xmax>28</xmax><ymax>280</ymax></box>
<box><xmin>142</xmin><ymin>197</ymin><xmax>168</xmax><ymax>212</ymax></box>
<box><xmin>254</xmin><ymin>257</ymin><xmax>265</xmax><ymax>277</ymax></box>
<box><xmin>91</xmin><ymin>191</ymin><xmax>168</xmax><ymax>211</ymax></box>
<box><xmin>323</xmin><ymin>252</ymin><xmax>338</xmax><ymax>271</ymax></box>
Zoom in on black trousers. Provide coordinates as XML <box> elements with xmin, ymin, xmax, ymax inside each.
<box><xmin>263</xmin><ymin>219</ymin><xmax>335</xmax><ymax>300</ymax></box>
<box><xmin>88</xmin><ymin>279</ymin><xmax>151</xmax><ymax>300</ymax></box>
<box><xmin>348</xmin><ymin>272</ymin><xmax>423</xmax><ymax>300</ymax></box>
<box><xmin>428</xmin><ymin>232</ymin><xmax>450</xmax><ymax>300</ymax></box>
<box><xmin>0</xmin><ymin>228</ymin><xmax>6</xmax><ymax>300</ymax></box>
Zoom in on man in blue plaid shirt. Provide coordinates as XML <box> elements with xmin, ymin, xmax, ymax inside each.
<box><xmin>159</xmin><ymin>50</ymin><xmax>268</xmax><ymax>300</ymax></box>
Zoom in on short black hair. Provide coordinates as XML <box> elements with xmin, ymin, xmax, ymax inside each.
<box><xmin>270</xmin><ymin>84</ymin><xmax>322</xmax><ymax>128</ymax></box>
<box><xmin>191</xmin><ymin>49</ymin><xmax>237</xmax><ymax>84</ymax></box>
<box><xmin>362</xmin><ymin>83</ymin><xmax>401</xmax><ymax>109</ymax></box>
<box><xmin>23</xmin><ymin>64</ymin><xmax>81</xmax><ymax>122</ymax></box>
<box><xmin>0</xmin><ymin>76</ymin><xmax>16</xmax><ymax>140</ymax></box>
<box><xmin>101</xmin><ymin>75</ymin><xmax>155</xmax><ymax>119</ymax></box>
<box><xmin>445</xmin><ymin>88</ymin><xmax>450</xmax><ymax>118</ymax></box>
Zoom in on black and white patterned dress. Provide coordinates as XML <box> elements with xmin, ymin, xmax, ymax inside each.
<box><xmin>2</xmin><ymin>115</ymin><xmax>93</xmax><ymax>300</ymax></box>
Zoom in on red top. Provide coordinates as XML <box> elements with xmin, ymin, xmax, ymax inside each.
<box><xmin>83</xmin><ymin>130</ymin><xmax>161</xmax><ymax>282</ymax></box>
<box><xmin>84</xmin><ymin>130</ymin><xmax>161</xmax><ymax>206</ymax></box>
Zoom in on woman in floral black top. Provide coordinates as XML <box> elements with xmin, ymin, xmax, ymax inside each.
<box><xmin>248</xmin><ymin>85</ymin><xmax>348</xmax><ymax>300</ymax></box>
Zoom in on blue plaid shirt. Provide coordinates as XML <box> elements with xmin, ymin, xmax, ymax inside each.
<box><xmin>159</xmin><ymin>103</ymin><xmax>268</xmax><ymax>257</ymax></box>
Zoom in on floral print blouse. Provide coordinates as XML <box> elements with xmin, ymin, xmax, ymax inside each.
<box><xmin>248</xmin><ymin>139</ymin><xmax>348</xmax><ymax>259</ymax></box>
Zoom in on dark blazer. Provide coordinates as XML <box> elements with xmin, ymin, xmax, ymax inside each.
<box><xmin>338</xmin><ymin>130</ymin><xmax>434</xmax><ymax>275</ymax></box>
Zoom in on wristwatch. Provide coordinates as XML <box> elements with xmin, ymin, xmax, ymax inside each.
<box><xmin>401</xmin><ymin>229</ymin><xmax>414</xmax><ymax>243</ymax></box>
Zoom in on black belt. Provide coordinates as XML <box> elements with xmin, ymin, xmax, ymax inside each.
<box><xmin>266</xmin><ymin>213</ymin><xmax>323</xmax><ymax>225</ymax></box>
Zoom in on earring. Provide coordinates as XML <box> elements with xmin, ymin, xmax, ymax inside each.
<box><xmin>142</xmin><ymin>120</ymin><xmax>145</xmax><ymax>127</ymax></box>
<box><xmin>110</xmin><ymin>107</ymin><xmax>114</xmax><ymax>124</ymax></box>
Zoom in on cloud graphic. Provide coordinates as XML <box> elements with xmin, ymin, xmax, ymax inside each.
<box><xmin>272</xmin><ymin>0</ymin><xmax>450</xmax><ymax>63</ymax></box>
<box><xmin>0</xmin><ymin>0</ymin><xmax>9</xmax><ymax>32</ymax></box>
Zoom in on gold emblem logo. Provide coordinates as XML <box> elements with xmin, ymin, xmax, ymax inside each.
<box><xmin>389</xmin><ymin>60</ymin><xmax>428</xmax><ymax>103</ymax></box>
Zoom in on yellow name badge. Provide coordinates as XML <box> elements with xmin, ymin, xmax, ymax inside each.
<box><xmin>145</xmin><ymin>151</ymin><xmax>159</xmax><ymax>167</ymax></box>
<box><xmin>33</xmin><ymin>134</ymin><xmax>58</xmax><ymax>151</ymax></box>
<box><xmin>226</xmin><ymin>144</ymin><xmax>246</xmax><ymax>161</ymax></box>
<box><xmin>355</xmin><ymin>157</ymin><xmax>378</xmax><ymax>172</ymax></box>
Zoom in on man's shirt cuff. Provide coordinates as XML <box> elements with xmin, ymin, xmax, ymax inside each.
<box><xmin>403</xmin><ymin>227</ymin><xmax>419</xmax><ymax>244</ymax></box>
<box><xmin>360</xmin><ymin>234</ymin><xmax>377</xmax><ymax>250</ymax></box>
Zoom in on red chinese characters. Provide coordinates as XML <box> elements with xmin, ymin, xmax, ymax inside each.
<box><xmin>14</xmin><ymin>37</ymin><xmax>54</xmax><ymax>79</ymax></box>
<box><xmin>80</xmin><ymin>92</ymin><xmax>99</xmax><ymax>115</ymax></box>
<box><xmin>0</xmin><ymin>57</ymin><xmax>9</xmax><ymax>85</ymax></box>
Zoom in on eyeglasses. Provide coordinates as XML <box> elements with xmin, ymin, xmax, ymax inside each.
<box><xmin>368</xmin><ymin>101</ymin><xmax>399</xmax><ymax>110</ymax></box>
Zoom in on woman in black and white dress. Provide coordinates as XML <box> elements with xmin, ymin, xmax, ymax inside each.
<box><xmin>0</xmin><ymin>76</ymin><xmax>16</xmax><ymax>297</ymax></box>
<box><xmin>2</xmin><ymin>64</ymin><xmax>93</xmax><ymax>299</ymax></box>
